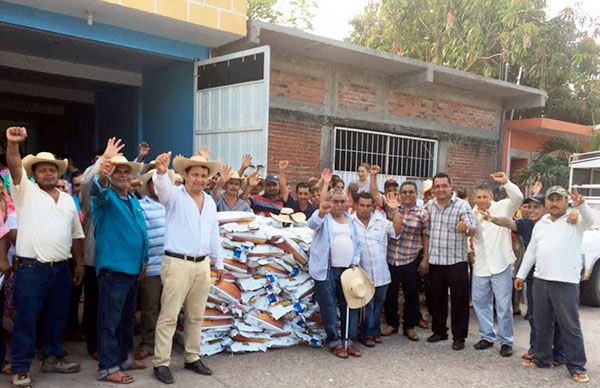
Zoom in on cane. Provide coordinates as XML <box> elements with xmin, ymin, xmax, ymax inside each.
<box><xmin>344</xmin><ymin>304</ymin><xmax>350</xmax><ymax>351</ymax></box>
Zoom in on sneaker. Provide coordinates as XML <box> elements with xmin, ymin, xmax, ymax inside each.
<box><xmin>452</xmin><ymin>340</ymin><xmax>465</xmax><ymax>350</ymax></box>
<box><xmin>426</xmin><ymin>333</ymin><xmax>448</xmax><ymax>343</ymax></box>
<box><xmin>41</xmin><ymin>355</ymin><xmax>81</xmax><ymax>374</ymax></box>
<box><xmin>12</xmin><ymin>372</ymin><xmax>31</xmax><ymax>387</ymax></box>
<box><xmin>500</xmin><ymin>345</ymin><xmax>513</xmax><ymax>357</ymax></box>
<box><xmin>473</xmin><ymin>339</ymin><xmax>494</xmax><ymax>350</ymax></box>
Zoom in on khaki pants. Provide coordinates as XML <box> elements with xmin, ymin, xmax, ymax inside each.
<box><xmin>153</xmin><ymin>256</ymin><xmax>210</xmax><ymax>367</ymax></box>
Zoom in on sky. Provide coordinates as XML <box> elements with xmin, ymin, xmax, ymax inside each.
<box><xmin>311</xmin><ymin>0</ymin><xmax>600</xmax><ymax>41</ymax></box>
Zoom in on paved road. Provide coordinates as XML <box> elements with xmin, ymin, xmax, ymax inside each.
<box><xmin>19</xmin><ymin>305</ymin><xmax>600</xmax><ymax>387</ymax></box>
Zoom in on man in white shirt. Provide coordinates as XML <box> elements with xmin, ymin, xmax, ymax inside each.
<box><xmin>515</xmin><ymin>186</ymin><xmax>594</xmax><ymax>384</ymax></box>
<box><xmin>471</xmin><ymin>172</ymin><xmax>523</xmax><ymax>357</ymax></box>
<box><xmin>151</xmin><ymin>151</ymin><xmax>224</xmax><ymax>385</ymax></box>
<box><xmin>5</xmin><ymin>127</ymin><xmax>84</xmax><ymax>388</ymax></box>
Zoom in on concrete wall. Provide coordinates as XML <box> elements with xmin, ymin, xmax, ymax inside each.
<box><xmin>142</xmin><ymin>61</ymin><xmax>196</xmax><ymax>157</ymax></box>
<box><xmin>267</xmin><ymin>52</ymin><xmax>503</xmax><ymax>191</ymax></box>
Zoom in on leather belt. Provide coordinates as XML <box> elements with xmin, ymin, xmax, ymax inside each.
<box><xmin>165</xmin><ymin>251</ymin><xmax>206</xmax><ymax>263</ymax></box>
<box><xmin>15</xmin><ymin>256</ymin><xmax>68</xmax><ymax>267</ymax></box>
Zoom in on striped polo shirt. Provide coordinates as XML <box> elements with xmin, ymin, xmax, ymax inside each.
<box><xmin>139</xmin><ymin>196</ymin><xmax>166</xmax><ymax>277</ymax></box>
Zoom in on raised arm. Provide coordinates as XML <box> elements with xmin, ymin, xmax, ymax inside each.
<box><xmin>490</xmin><ymin>172</ymin><xmax>523</xmax><ymax>215</ymax></box>
<box><xmin>571</xmin><ymin>188</ymin><xmax>594</xmax><ymax>230</ymax></box>
<box><xmin>238</xmin><ymin>154</ymin><xmax>252</xmax><ymax>177</ymax></box>
<box><xmin>212</xmin><ymin>164</ymin><xmax>231</xmax><ymax>198</ymax></box>
<box><xmin>319</xmin><ymin>168</ymin><xmax>332</xmax><ymax>206</ymax></box>
<box><xmin>152</xmin><ymin>152</ymin><xmax>175</xmax><ymax>207</ymax></box>
<box><xmin>370</xmin><ymin>165</ymin><xmax>383</xmax><ymax>208</ymax></box>
<box><xmin>5</xmin><ymin>127</ymin><xmax>27</xmax><ymax>185</ymax></box>
<box><xmin>385</xmin><ymin>192</ymin><xmax>404</xmax><ymax>235</ymax></box>
<box><xmin>278</xmin><ymin>160</ymin><xmax>290</xmax><ymax>202</ymax></box>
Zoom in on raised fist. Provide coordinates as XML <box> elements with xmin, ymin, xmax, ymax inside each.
<box><xmin>6</xmin><ymin>127</ymin><xmax>27</xmax><ymax>143</ymax></box>
<box><xmin>155</xmin><ymin>152</ymin><xmax>171</xmax><ymax>174</ymax></box>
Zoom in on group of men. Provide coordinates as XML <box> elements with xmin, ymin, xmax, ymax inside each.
<box><xmin>0</xmin><ymin>125</ymin><xmax>594</xmax><ymax>386</ymax></box>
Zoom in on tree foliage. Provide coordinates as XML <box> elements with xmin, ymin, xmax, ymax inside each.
<box><xmin>247</xmin><ymin>0</ymin><xmax>317</xmax><ymax>31</ymax></box>
<box><xmin>348</xmin><ymin>0</ymin><xmax>600</xmax><ymax>125</ymax></box>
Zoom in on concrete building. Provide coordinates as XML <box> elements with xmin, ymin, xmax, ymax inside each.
<box><xmin>212</xmin><ymin>21</ymin><xmax>547</xmax><ymax>191</ymax></box>
<box><xmin>503</xmin><ymin>117</ymin><xmax>593</xmax><ymax>180</ymax></box>
<box><xmin>0</xmin><ymin>0</ymin><xmax>247</xmax><ymax>164</ymax></box>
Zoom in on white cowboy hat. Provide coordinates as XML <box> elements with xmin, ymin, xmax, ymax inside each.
<box><xmin>270</xmin><ymin>207</ymin><xmax>306</xmax><ymax>224</ymax></box>
<box><xmin>140</xmin><ymin>160</ymin><xmax>156</xmax><ymax>175</ymax></box>
<box><xmin>110</xmin><ymin>155</ymin><xmax>143</xmax><ymax>176</ymax></box>
<box><xmin>22</xmin><ymin>152</ymin><xmax>68</xmax><ymax>177</ymax></box>
<box><xmin>172</xmin><ymin>154</ymin><xmax>222</xmax><ymax>177</ymax></box>
<box><xmin>138</xmin><ymin>168</ymin><xmax>175</xmax><ymax>195</ymax></box>
<box><xmin>422</xmin><ymin>179</ymin><xmax>433</xmax><ymax>194</ymax></box>
<box><xmin>174</xmin><ymin>173</ymin><xmax>184</xmax><ymax>184</ymax></box>
<box><xmin>227</xmin><ymin>171</ymin><xmax>244</xmax><ymax>181</ymax></box>
<box><xmin>340</xmin><ymin>267</ymin><xmax>375</xmax><ymax>309</ymax></box>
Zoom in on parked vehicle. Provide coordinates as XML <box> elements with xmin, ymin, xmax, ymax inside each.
<box><xmin>569</xmin><ymin>150</ymin><xmax>600</xmax><ymax>306</ymax></box>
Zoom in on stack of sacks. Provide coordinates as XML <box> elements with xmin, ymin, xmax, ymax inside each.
<box><xmin>175</xmin><ymin>211</ymin><xmax>326</xmax><ymax>356</ymax></box>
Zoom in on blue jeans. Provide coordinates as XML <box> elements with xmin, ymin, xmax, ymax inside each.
<box><xmin>11</xmin><ymin>259</ymin><xmax>72</xmax><ymax>373</ymax></box>
<box><xmin>361</xmin><ymin>284</ymin><xmax>388</xmax><ymax>339</ymax></box>
<box><xmin>526</xmin><ymin>278</ymin><xmax>564</xmax><ymax>362</ymax></box>
<box><xmin>97</xmin><ymin>270</ymin><xmax>138</xmax><ymax>379</ymax></box>
<box><xmin>472</xmin><ymin>266</ymin><xmax>513</xmax><ymax>345</ymax></box>
<box><xmin>533</xmin><ymin>279</ymin><xmax>584</xmax><ymax>374</ymax></box>
<box><xmin>314</xmin><ymin>267</ymin><xmax>358</xmax><ymax>348</ymax></box>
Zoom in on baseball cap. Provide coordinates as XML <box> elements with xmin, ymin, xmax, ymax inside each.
<box><xmin>265</xmin><ymin>174</ymin><xmax>278</xmax><ymax>183</ymax></box>
<box><xmin>384</xmin><ymin>179</ymin><xmax>399</xmax><ymax>189</ymax></box>
<box><xmin>545</xmin><ymin>185</ymin><xmax>568</xmax><ymax>198</ymax></box>
<box><xmin>523</xmin><ymin>193</ymin><xmax>545</xmax><ymax>205</ymax></box>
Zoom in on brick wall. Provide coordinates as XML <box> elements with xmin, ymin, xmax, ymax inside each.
<box><xmin>446</xmin><ymin>139</ymin><xmax>498</xmax><ymax>193</ymax></box>
<box><xmin>270</xmin><ymin>70</ymin><xmax>325</xmax><ymax>105</ymax></box>
<box><xmin>338</xmin><ymin>82</ymin><xmax>376</xmax><ymax>111</ymax></box>
<box><xmin>267</xmin><ymin>118</ymin><xmax>322</xmax><ymax>185</ymax></box>
<box><xmin>388</xmin><ymin>91</ymin><xmax>497</xmax><ymax>130</ymax></box>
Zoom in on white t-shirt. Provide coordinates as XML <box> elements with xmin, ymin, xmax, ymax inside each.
<box><xmin>331</xmin><ymin>219</ymin><xmax>354</xmax><ymax>268</ymax></box>
<box><xmin>11</xmin><ymin>168</ymin><xmax>84</xmax><ymax>262</ymax></box>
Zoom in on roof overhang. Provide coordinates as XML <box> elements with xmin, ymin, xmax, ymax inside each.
<box><xmin>3</xmin><ymin>0</ymin><xmax>243</xmax><ymax>47</ymax></box>
<box><xmin>507</xmin><ymin>118</ymin><xmax>592</xmax><ymax>138</ymax></box>
<box><xmin>226</xmin><ymin>21</ymin><xmax>547</xmax><ymax>110</ymax></box>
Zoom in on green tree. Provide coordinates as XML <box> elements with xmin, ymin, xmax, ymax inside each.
<box><xmin>247</xmin><ymin>0</ymin><xmax>317</xmax><ymax>31</ymax></box>
<box><xmin>348</xmin><ymin>0</ymin><xmax>600</xmax><ymax>125</ymax></box>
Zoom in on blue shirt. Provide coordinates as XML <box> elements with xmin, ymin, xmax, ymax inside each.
<box><xmin>307</xmin><ymin>211</ymin><xmax>361</xmax><ymax>281</ymax></box>
<box><xmin>139</xmin><ymin>196</ymin><xmax>166</xmax><ymax>277</ymax></box>
<box><xmin>91</xmin><ymin>176</ymin><xmax>148</xmax><ymax>275</ymax></box>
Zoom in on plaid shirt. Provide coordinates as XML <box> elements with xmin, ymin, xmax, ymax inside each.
<box><xmin>425</xmin><ymin>197</ymin><xmax>475</xmax><ymax>266</ymax></box>
<box><xmin>387</xmin><ymin>205</ymin><xmax>430</xmax><ymax>266</ymax></box>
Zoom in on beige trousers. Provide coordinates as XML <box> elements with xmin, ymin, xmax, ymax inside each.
<box><xmin>153</xmin><ymin>256</ymin><xmax>210</xmax><ymax>367</ymax></box>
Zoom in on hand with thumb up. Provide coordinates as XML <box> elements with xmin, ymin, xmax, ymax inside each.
<box><xmin>456</xmin><ymin>215</ymin><xmax>468</xmax><ymax>234</ymax></box>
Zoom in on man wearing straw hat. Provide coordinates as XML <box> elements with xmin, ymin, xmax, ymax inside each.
<box><xmin>151</xmin><ymin>152</ymin><xmax>224</xmax><ymax>384</ymax></box>
<box><xmin>134</xmin><ymin>169</ymin><xmax>170</xmax><ymax>361</ymax></box>
<box><xmin>210</xmin><ymin>165</ymin><xmax>252</xmax><ymax>212</ymax></box>
<box><xmin>308</xmin><ymin>168</ymin><xmax>362</xmax><ymax>359</ymax></box>
<box><xmin>91</xmin><ymin>154</ymin><xmax>149</xmax><ymax>384</ymax></box>
<box><xmin>5</xmin><ymin>127</ymin><xmax>85</xmax><ymax>388</ymax></box>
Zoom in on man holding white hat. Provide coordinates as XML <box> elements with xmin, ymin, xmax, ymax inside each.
<box><xmin>151</xmin><ymin>152</ymin><xmax>224</xmax><ymax>384</ymax></box>
<box><xmin>5</xmin><ymin>127</ymin><xmax>85</xmax><ymax>387</ymax></box>
<box><xmin>91</xmin><ymin>154</ymin><xmax>149</xmax><ymax>383</ymax></box>
<box><xmin>308</xmin><ymin>169</ymin><xmax>362</xmax><ymax>359</ymax></box>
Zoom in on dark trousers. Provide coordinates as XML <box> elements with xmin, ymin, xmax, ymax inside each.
<box><xmin>66</xmin><ymin>259</ymin><xmax>83</xmax><ymax>334</ymax></box>
<box><xmin>139</xmin><ymin>275</ymin><xmax>162</xmax><ymax>350</ymax></box>
<box><xmin>11</xmin><ymin>260</ymin><xmax>72</xmax><ymax>373</ymax></box>
<box><xmin>533</xmin><ymin>279</ymin><xmax>585</xmax><ymax>374</ymax></box>
<box><xmin>0</xmin><ymin>284</ymin><xmax>6</xmax><ymax>368</ymax></box>
<box><xmin>526</xmin><ymin>278</ymin><xmax>564</xmax><ymax>362</ymax></box>
<box><xmin>97</xmin><ymin>270</ymin><xmax>138</xmax><ymax>375</ymax></box>
<box><xmin>313</xmin><ymin>267</ymin><xmax>359</xmax><ymax>348</ymax></box>
<box><xmin>385</xmin><ymin>259</ymin><xmax>421</xmax><ymax>330</ymax></box>
<box><xmin>429</xmin><ymin>262</ymin><xmax>469</xmax><ymax>341</ymax></box>
<box><xmin>83</xmin><ymin>265</ymin><xmax>98</xmax><ymax>355</ymax></box>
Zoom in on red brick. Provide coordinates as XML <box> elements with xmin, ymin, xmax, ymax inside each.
<box><xmin>270</xmin><ymin>70</ymin><xmax>325</xmax><ymax>105</ymax></box>
<box><xmin>446</xmin><ymin>139</ymin><xmax>497</xmax><ymax>193</ymax></box>
<box><xmin>338</xmin><ymin>82</ymin><xmax>376</xmax><ymax>111</ymax></box>
<box><xmin>388</xmin><ymin>91</ymin><xmax>497</xmax><ymax>130</ymax></box>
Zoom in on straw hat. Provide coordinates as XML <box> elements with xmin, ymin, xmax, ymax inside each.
<box><xmin>110</xmin><ymin>155</ymin><xmax>143</xmax><ymax>176</ymax></box>
<box><xmin>340</xmin><ymin>267</ymin><xmax>375</xmax><ymax>309</ymax></box>
<box><xmin>22</xmin><ymin>152</ymin><xmax>67</xmax><ymax>177</ymax></box>
<box><xmin>270</xmin><ymin>207</ymin><xmax>306</xmax><ymax>224</ymax></box>
<box><xmin>138</xmin><ymin>168</ymin><xmax>175</xmax><ymax>194</ymax></box>
<box><xmin>140</xmin><ymin>160</ymin><xmax>156</xmax><ymax>175</ymax></box>
<box><xmin>174</xmin><ymin>173</ymin><xmax>184</xmax><ymax>184</ymax></box>
<box><xmin>172</xmin><ymin>154</ymin><xmax>222</xmax><ymax>176</ymax></box>
<box><xmin>422</xmin><ymin>179</ymin><xmax>433</xmax><ymax>194</ymax></box>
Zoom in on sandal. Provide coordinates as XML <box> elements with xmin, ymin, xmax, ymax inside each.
<box><xmin>124</xmin><ymin>360</ymin><xmax>147</xmax><ymax>370</ymax></box>
<box><xmin>571</xmin><ymin>372</ymin><xmax>589</xmax><ymax>383</ymax></box>
<box><xmin>347</xmin><ymin>345</ymin><xmax>362</xmax><ymax>357</ymax></box>
<box><xmin>135</xmin><ymin>348</ymin><xmax>152</xmax><ymax>360</ymax></box>
<box><xmin>330</xmin><ymin>345</ymin><xmax>348</xmax><ymax>359</ymax></box>
<box><xmin>522</xmin><ymin>359</ymin><xmax>539</xmax><ymax>368</ymax></box>
<box><xmin>1</xmin><ymin>362</ymin><xmax>11</xmax><ymax>374</ymax></box>
<box><xmin>521</xmin><ymin>351</ymin><xmax>534</xmax><ymax>361</ymax></box>
<box><xmin>102</xmin><ymin>370</ymin><xmax>134</xmax><ymax>384</ymax></box>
